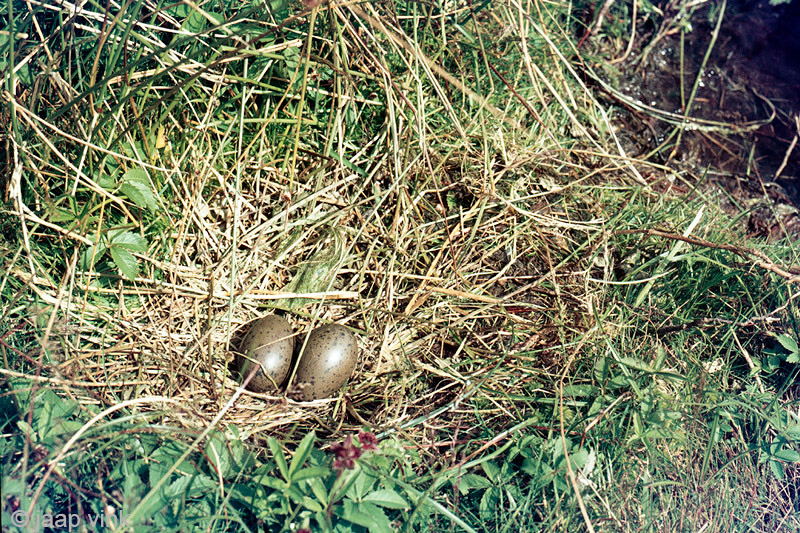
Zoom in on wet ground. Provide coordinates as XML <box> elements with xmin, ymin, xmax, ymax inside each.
<box><xmin>587</xmin><ymin>0</ymin><xmax>800</xmax><ymax>239</ymax></box>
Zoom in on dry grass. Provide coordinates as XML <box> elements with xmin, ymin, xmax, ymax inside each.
<box><xmin>21</xmin><ymin>143</ymin><xmax>624</xmax><ymax>440</ymax></box>
<box><xmin>2</xmin><ymin>0</ymin><xmax>640</xmax><ymax>446</ymax></box>
<box><xmin>4</xmin><ymin>1</ymin><xmax>800</xmax><ymax>530</ymax></box>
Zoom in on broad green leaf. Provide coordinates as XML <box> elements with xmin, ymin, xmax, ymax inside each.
<box><xmin>301</xmin><ymin>495</ymin><xmax>323</xmax><ymax>513</ymax></box>
<box><xmin>567</xmin><ymin>448</ymin><xmax>591</xmax><ymax>470</ymax></box>
<box><xmin>769</xmin><ymin>458</ymin><xmax>785</xmax><ymax>480</ymax></box>
<box><xmin>167</xmin><ymin>4</ymin><xmax>191</xmax><ymax>17</ymax></box>
<box><xmin>110</xmin><ymin>230</ymin><xmax>148</xmax><ymax>252</ymax></box>
<box><xmin>608</xmin><ymin>375</ymin><xmax>633</xmax><ymax>390</ymax></box>
<box><xmin>308</xmin><ymin>476</ymin><xmax>328</xmax><ymax>504</ymax></box>
<box><xmin>362</xmin><ymin>489</ymin><xmax>409</xmax><ymax>509</ymax></box>
<box><xmin>230</xmin><ymin>483</ymin><xmax>257</xmax><ymax>504</ymax></box>
<box><xmin>291</xmin><ymin>466</ymin><xmax>330</xmax><ymax>483</ymax></box>
<box><xmin>618</xmin><ymin>357</ymin><xmax>655</xmax><ymax>372</ymax></box>
<box><xmin>41</xmin><ymin>420</ymin><xmax>83</xmax><ymax>441</ymax></box>
<box><xmin>133</xmin><ymin>483</ymin><xmax>167</xmax><ymax>519</ymax></box>
<box><xmin>120</xmin><ymin>168</ymin><xmax>159</xmax><ymax>210</ymax></box>
<box><xmin>454</xmin><ymin>473</ymin><xmax>492</xmax><ymax>495</ymax></box>
<box><xmin>151</xmin><ymin>441</ymin><xmax>197</xmax><ymax>476</ymax></box>
<box><xmin>266</xmin><ymin>0</ymin><xmax>290</xmax><ymax>19</ymax></box>
<box><xmin>165</xmin><ymin>474</ymin><xmax>216</xmax><ymax>498</ymax></box>
<box><xmin>593</xmin><ymin>357</ymin><xmax>610</xmax><ymax>382</ymax></box>
<box><xmin>288</xmin><ymin>431</ymin><xmax>316</xmax><ymax>479</ymax></box>
<box><xmin>347</xmin><ymin>468</ymin><xmax>374</xmax><ymax>500</ymax></box>
<box><xmin>587</xmin><ymin>397</ymin><xmax>608</xmax><ymax>417</ymax></box>
<box><xmin>267</xmin><ymin>437</ymin><xmax>289</xmax><ymax>480</ymax></box>
<box><xmin>481</xmin><ymin>460</ymin><xmax>500</xmax><ymax>482</ymax></box>
<box><xmin>521</xmin><ymin>458</ymin><xmax>550</xmax><ymax>477</ymax></box>
<box><xmin>48</xmin><ymin>207</ymin><xmax>76</xmax><ymax>223</ymax></box>
<box><xmin>226</xmin><ymin>430</ymin><xmax>252</xmax><ymax>470</ymax></box>
<box><xmin>110</xmin><ymin>246</ymin><xmax>139</xmax><ymax>280</ymax></box>
<box><xmin>147</xmin><ymin>459</ymin><xmax>169</xmax><ymax>493</ymax></box>
<box><xmin>122</xmin><ymin>168</ymin><xmax>149</xmax><ymax>185</ymax></box>
<box><xmin>81</xmin><ymin>242</ymin><xmax>108</xmax><ymax>270</ymax></box>
<box><xmin>479</xmin><ymin>487</ymin><xmax>500</xmax><ymax>522</ymax></box>
<box><xmin>286</xmin><ymin>485</ymin><xmax>307</xmax><ymax>505</ymax></box>
<box><xmin>119</xmin><ymin>183</ymin><xmax>155</xmax><ymax>211</ymax></box>
<box><xmin>205</xmin><ymin>433</ymin><xmax>232</xmax><ymax>478</ymax></box>
<box><xmin>17</xmin><ymin>420</ymin><xmax>36</xmax><ymax>443</ymax></box>
<box><xmin>775</xmin><ymin>334</ymin><xmax>799</xmax><ymax>354</ymax></box>
<box><xmin>14</xmin><ymin>63</ymin><xmax>33</xmax><ymax>86</ymax></box>
<box><xmin>764</xmin><ymin>355</ymin><xmax>781</xmax><ymax>371</ymax></box>
<box><xmin>41</xmin><ymin>391</ymin><xmax>77</xmax><ymax>418</ymax></box>
<box><xmin>97</xmin><ymin>161</ymin><xmax>118</xmax><ymax>187</ymax></box>
<box><xmin>331</xmin><ymin>466</ymin><xmax>361</xmax><ymax>499</ymax></box>
<box><xmin>562</xmin><ymin>384</ymin><xmax>597</xmax><ymax>397</ymax></box>
<box><xmin>0</xmin><ymin>34</ymin><xmax>33</xmax><ymax>85</ymax></box>
<box><xmin>340</xmin><ymin>501</ymin><xmax>392</xmax><ymax>533</ymax></box>
<box><xmin>254</xmin><ymin>475</ymin><xmax>285</xmax><ymax>491</ymax></box>
<box><xmin>182</xmin><ymin>8</ymin><xmax>207</xmax><ymax>33</ymax></box>
<box><xmin>654</xmin><ymin>346</ymin><xmax>668</xmax><ymax>370</ymax></box>
<box><xmin>773</xmin><ymin>449</ymin><xmax>800</xmax><ymax>462</ymax></box>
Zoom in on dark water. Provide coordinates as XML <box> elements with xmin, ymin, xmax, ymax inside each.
<box><xmin>599</xmin><ymin>0</ymin><xmax>800</xmax><ymax>237</ymax></box>
<box><xmin>722</xmin><ymin>0</ymin><xmax>800</xmax><ymax>192</ymax></box>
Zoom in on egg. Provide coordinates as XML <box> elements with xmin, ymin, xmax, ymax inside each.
<box><xmin>237</xmin><ymin>315</ymin><xmax>295</xmax><ymax>393</ymax></box>
<box><xmin>293</xmin><ymin>324</ymin><xmax>359</xmax><ymax>400</ymax></box>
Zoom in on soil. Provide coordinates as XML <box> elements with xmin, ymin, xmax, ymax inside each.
<box><xmin>588</xmin><ymin>0</ymin><xmax>800</xmax><ymax>239</ymax></box>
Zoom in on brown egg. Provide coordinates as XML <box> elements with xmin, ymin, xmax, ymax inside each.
<box><xmin>237</xmin><ymin>315</ymin><xmax>295</xmax><ymax>393</ymax></box>
<box><xmin>293</xmin><ymin>324</ymin><xmax>359</xmax><ymax>401</ymax></box>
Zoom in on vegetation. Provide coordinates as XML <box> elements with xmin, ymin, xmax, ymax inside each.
<box><xmin>1</xmin><ymin>0</ymin><xmax>798</xmax><ymax>531</ymax></box>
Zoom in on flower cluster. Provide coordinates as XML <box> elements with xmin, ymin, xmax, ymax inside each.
<box><xmin>357</xmin><ymin>430</ymin><xmax>377</xmax><ymax>451</ymax></box>
<box><xmin>329</xmin><ymin>431</ymin><xmax>378</xmax><ymax>471</ymax></box>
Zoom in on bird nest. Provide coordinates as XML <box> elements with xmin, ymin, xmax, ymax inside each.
<box><xmin>10</xmin><ymin>146</ymin><xmax>616</xmax><ymax>446</ymax></box>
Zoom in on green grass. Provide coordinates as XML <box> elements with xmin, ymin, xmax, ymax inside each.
<box><xmin>2</xmin><ymin>0</ymin><xmax>799</xmax><ymax>531</ymax></box>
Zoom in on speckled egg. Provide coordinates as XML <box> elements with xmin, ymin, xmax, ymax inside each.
<box><xmin>237</xmin><ymin>315</ymin><xmax>295</xmax><ymax>393</ymax></box>
<box><xmin>294</xmin><ymin>324</ymin><xmax>359</xmax><ymax>401</ymax></box>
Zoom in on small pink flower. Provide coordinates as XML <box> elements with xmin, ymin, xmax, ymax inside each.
<box><xmin>357</xmin><ymin>431</ymin><xmax>378</xmax><ymax>451</ymax></box>
<box><xmin>330</xmin><ymin>435</ymin><xmax>362</xmax><ymax>471</ymax></box>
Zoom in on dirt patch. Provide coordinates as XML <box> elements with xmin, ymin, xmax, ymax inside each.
<box><xmin>587</xmin><ymin>0</ymin><xmax>800</xmax><ymax>238</ymax></box>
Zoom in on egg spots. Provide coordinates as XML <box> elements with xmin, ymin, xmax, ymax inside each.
<box><xmin>293</xmin><ymin>324</ymin><xmax>359</xmax><ymax>400</ymax></box>
<box><xmin>237</xmin><ymin>315</ymin><xmax>295</xmax><ymax>393</ymax></box>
